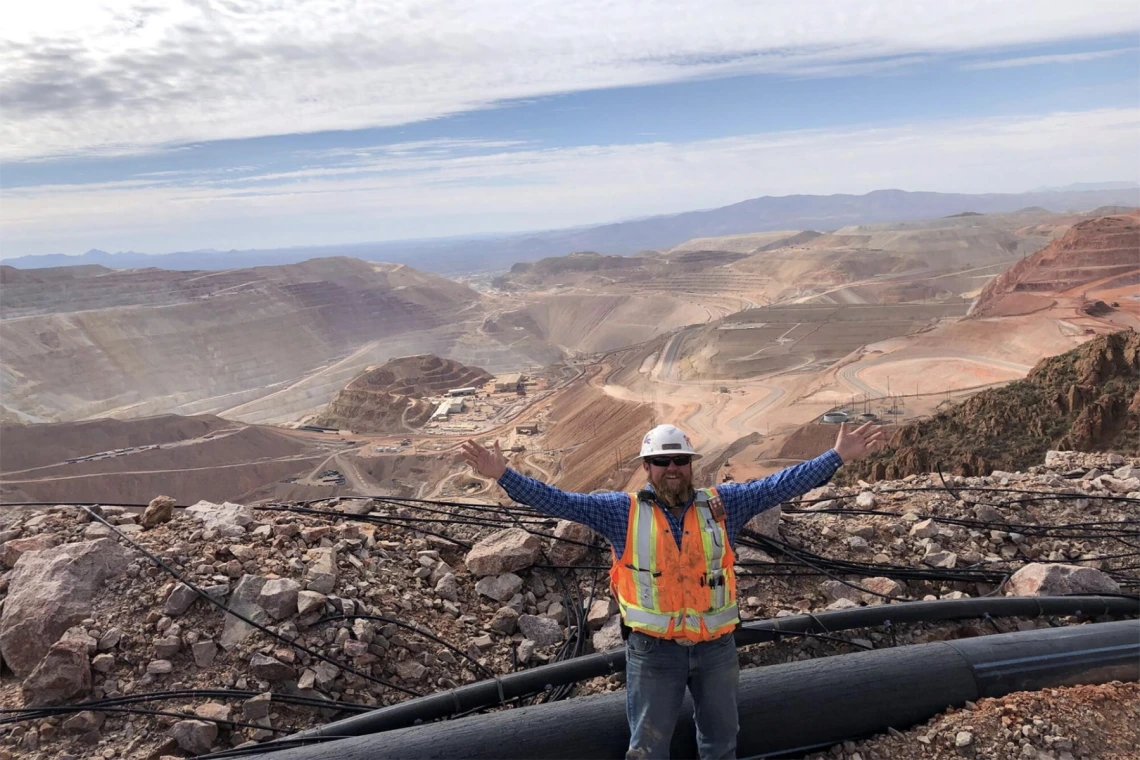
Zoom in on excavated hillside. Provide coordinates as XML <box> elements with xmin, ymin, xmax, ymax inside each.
<box><xmin>972</xmin><ymin>212</ymin><xmax>1140</xmax><ymax>318</ymax></box>
<box><xmin>842</xmin><ymin>331</ymin><xmax>1140</xmax><ymax>482</ymax></box>
<box><xmin>313</xmin><ymin>355</ymin><xmax>493</xmax><ymax>433</ymax></box>
<box><xmin>0</xmin><ymin>258</ymin><xmax>557</xmax><ymax>425</ymax></box>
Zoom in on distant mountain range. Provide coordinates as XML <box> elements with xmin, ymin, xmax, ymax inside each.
<box><xmin>6</xmin><ymin>186</ymin><xmax>1138</xmax><ymax>275</ymax></box>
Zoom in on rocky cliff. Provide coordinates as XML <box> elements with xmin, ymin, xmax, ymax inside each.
<box><xmin>842</xmin><ymin>330</ymin><xmax>1140</xmax><ymax>481</ymax></box>
<box><xmin>972</xmin><ymin>212</ymin><xmax>1139</xmax><ymax>318</ymax></box>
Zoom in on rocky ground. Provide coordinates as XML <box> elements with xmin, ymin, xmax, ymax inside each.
<box><xmin>0</xmin><ymin>451</ymin><xmax>1136</xmax><ymax>759</ymax></box>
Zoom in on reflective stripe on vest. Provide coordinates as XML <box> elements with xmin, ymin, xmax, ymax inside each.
<box><xmin>613</xmin><ymin>487</ymin><xmax>740</xmax><ymax>641</ymax></box>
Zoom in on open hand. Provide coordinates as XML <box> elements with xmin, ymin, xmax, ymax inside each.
<box><xmin>462</xmin><ymin>439</ymin><xmax>507</xmax><ymax>480</ymax></box>
<box><xmin>833</xmin><ymin>421</ymin><xmax>885</xmax><ymax>463</ymax></box>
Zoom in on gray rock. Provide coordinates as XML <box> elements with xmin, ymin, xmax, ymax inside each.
<box><xmin>745</xmin><ymin>505</ymin><xmax>781</xmax><ymax>539</ymax></box>
<box><xmin>922</xmin><ymin>550</ymin><xmax>957</xmax><ymax>569</ymax></box>
<box><xmin>153</xmin><ymin>635</ymin><xmax>181</xmax><ymax>658</ymax></box>
<box><xmin>489</xmin><ymin>606</ymin><xmax>520</xmax><ymax>634</ymax></box>
<box><xmin>855</xmin><ymin>491</ymin><xmax>876</xmax><ymax>509</ymax></box>
<box><xmin>242</xmin><ymin>692</ymin><xmax>273</xmax><ymax>720</ymax></box>
<box><xmin>0</xmin><ymin>539</ymin><xmax>130</xmax><ymax>677</ymax></box>
<box><xmin>305</xmin><ymin>548</ymin><xmax>337</xmax><ymax>594</ymax></box>
<box><xmin>395</xmin><ymin>660</ymin><xmax>427</xmax><ymax>681</ymax></box>
<box><xmin>170</xmin><ymin>720</ymin><xmax>218</xmax><ymax>755</ymax></box>
<box><xmin>249</xmin><ymin>653</ymin><xmax>294</xmax><ymax>681</ymax></box>
<box><xmin>910</xmin><ymin>519</ymin><xmax>939</xmax><ymax>539</ymax></box>
<box><xmin>258</xmin><ymin>578</ymin><xmax>301</xmax><ymax>620</ymax></box>
<box><xmin>62</xmin><ymin>710</ymin><xmax>104</xmax><ymax>734</ymax></box>
<box><xmin>591</xmin><ymin>615</ymin><xmax>624</xmax><ymax>653</ymax></box>
<box><xmin>434</xmin><ymin>573</ymin><xmax>459</xmax><ymax>602</ymax></box>
<box><xmin>147</xmin><ymin>659</ymin><xmax>173</xmax><ymax>674</ymax></box>
<box><xmin>1006</xmin><ymin>563</ymin><xmax>1120</xmax><ymax>597</ymax></box>
<box><xmin>586</xmin><ymin>598</ymin><xmax>617</xmax><ymax>630</ymax></box>
<box><xmin>91</xmin><ymin>653</ymin><xmax>115</xmax><ymax>673</ymax></box>
<box><xmin>185</xmin><ymin>500</ymin><xmax>256</xmax><ymax>530</ymax></box>
<box><xmin>220</xmin><ymin>575</ymin><xmax>269</xmax><ymax>650</ymax></box>
<box><xmin>296</xmin><ymin>590</ymin><xmax>327</xmax><ymax>615</ymax></box>
<box><xmin>163</xmin><ymin>583</ymin><xmax>199</xmax><ymax>616</ymax></box>
<box><xmin>191</xmin><ymin>641</ymin><xmax>218</xmax><ymax>667</ymax></box>
<box><xmin>518</xmin><ymin>615</ymin><xmax>563</xmax><ymax>647</ymax></box>
<box><xmin>548</xmin><ymin>520</ymin><xmax>596</xmax><ymax>565</ymax></box>
<box><xmin>465</xmin><ymin>528</ymin><xmax>542</xmax><ymax>577</ymax></box>
<box><xmin>475</xmin><ymin>572</ymin><xmax>524</xmax><ymax>602</ymax></box>
<box><xmin>96</xmin><ymin>628</ymin><xmax>122</xmax><ymax>651</ymax></box>
<box><xmin>21</xmin><ymin>638</ymin><xmax>91</xmax><ymax>707</ymax></box>
<box><xmin>821</xmin><ymin>580</ymin><xmax>862</xmax><ymax>603</ymax></box>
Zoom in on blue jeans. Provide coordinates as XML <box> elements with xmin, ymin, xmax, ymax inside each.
<box><xmin>624</xmin><ymin>631</ymin><xmax>740</xmax><ymax>760</ymax></box>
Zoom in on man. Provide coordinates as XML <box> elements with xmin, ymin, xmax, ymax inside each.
<box><xmin>462</xmin><ymin>421</ymin><xmax>883</xmax><ymax>760</ymax></box>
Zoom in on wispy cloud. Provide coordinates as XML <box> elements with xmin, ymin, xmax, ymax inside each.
<box><xmin>2</xmin><ymin>1</ymin><xmax>1138</xmax><ymax>160</ymax></box>
<box><xmin>962</xmin><ymin>47</ymin><xmax>1136</xmax><ymax>70</ymax></box>
<box><xmin>5</xmin><ymin>107</ymin><xmax>1137</xmax><ymax>255</ymax></box>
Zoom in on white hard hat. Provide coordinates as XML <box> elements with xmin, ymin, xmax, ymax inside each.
<box><xmin>639</xmin><ymin>424</ymin><xmax>701</xmax><ymax>459</ymax></box>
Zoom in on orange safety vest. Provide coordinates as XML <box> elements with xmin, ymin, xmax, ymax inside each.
<box><xmin>610</xmin><ymin>487</ymin><xmax>739</xmax><ymax>642</ymax></box>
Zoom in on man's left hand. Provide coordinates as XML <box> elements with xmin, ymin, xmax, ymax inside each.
<box><xmin>833</xmin><ymin>421</ymin><xmax>886</xmax><ymax>463</ymax></box>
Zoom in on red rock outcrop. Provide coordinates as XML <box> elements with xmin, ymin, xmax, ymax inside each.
<box><xmin>972</xmin><ymin>212</ymin><xmax>1139</xmax><ymax>318</ymax></box>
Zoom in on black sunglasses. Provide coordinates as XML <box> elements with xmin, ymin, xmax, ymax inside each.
<box><xmin>646</xmin><ymin>455</ymin><xmax>692</xmax><ymax>467</ymax></box>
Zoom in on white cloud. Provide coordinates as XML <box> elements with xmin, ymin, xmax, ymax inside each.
<box><xmin>961</xmin><ymin>47</ymin><xmax>1135</xmax><ymax>69</ymax></box>
<box><xmin>4</xmin><ymin>107</ymin><xmax>1137</xmax><ymax>255</ymax></box>
<box><xmin>2</xmin><ymin>0</ymin><xmax>1139</xmax><ymax>160</ymax></box>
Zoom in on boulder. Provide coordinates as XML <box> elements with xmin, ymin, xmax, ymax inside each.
<box><xmin>219</xmin><ymin>575</ymin><xmax>269</xmax><ymax>650</ymax></box>
<box><xmin>548</xmin><ymin>521</ymin><xmax>596</xmax><ymax>565</ymax></box>
<box><xmin>489</xmin><ymin>606</ymin><xmax>520</xmax><ymax>635</ymax></box>
<box><xmin>820</xmin><ymin>580</ymin><xmax>862</xmax><ymax>603</ymax></box>
<box><xmin>861</xmin><ymin>576</ymin><xmax>905</xmax><ymax>602</ymax></box>
<box><xmin>474</xmin><ymin>572</ymin><xmax>524</xmax><ymax>602</ymax></box>
<box><xmin>1</xmin><ymin>535</ymin><xmax>61</xmax><ymax>569</ymax></box>
<box><xmin>296</xmin><ymin>591</ymin><xmax>327</xmax><ymax>616</ymax></box>
<box><xmin>1006</xmin><ymin>563</ymin><xmax>1120</xmax><ymax>597</ymax></box>
<box><xmin>744</xmin><ymin>506</ymin><xmax>781</xmax><ymax>539</ymax></box>
<box><xmin>163</xmin><ymin>583</ymin><xmax>199</xmax><ymax>616</ymax></box>
<box><xmin>0</xmin><ymin>539</ymin><xmax>129</xmax><ymax>677</ymax></box>
<box><xmin>304</xmin><ymin>548</ymin><xmax>337</xmax><ymax>594</ymax></box>
<box><xmin>855</xmin><ymin>491</ymin><xmax>876</xmax><ymax>509</ymax></box>
<box><xmin>586</xmin><ymin>598</ymin><xmax>617</xmax><ymax>630</ymax></box>
<box><xmin>591</xmin><ymin>615</ymin><xmax>624</xmax><ymax>653</ymax></box>
<box><xmin>141</xmin><ymin>495</ymin><xmax>176</xmax><ymax>528</ymax></box>
<box><xmin>434</xmin><ymin>573</ymin><xmax>459</xmax><ymax>602</ymax></box>
<box><xmin>249</xmin><ymin>653</ymin><xmax>295</xmax><ymax>681</ymax></box>
<box><xmin>21</xmin><ymin>638</ymin><xmax>91</xmax><ymax>707</ymax></box>
<box><xmin>465</xmin><ymin>528</ymin><xmax>542</xmax><ymax>577</ymax></box>
<box><xmin>910</xmin><ymin>519</ymin><xmax>939</xmax><ymax>538</ymax></box>
<box><xmin>170</xmin><ymin>720</ymin><xmax>218</xmax><ymax>755</ymax></box>
<box><xmin>258</xmin><ymin>578</ymin><xmax>301</xmax><ymax>620</ymax></box>
<box><xmin>518</xmin><ymin>615</ymin><xmax>563</xmax><ymax>647</ymax></box>
<box><xmin>185</xmin><ymin>500</ymin><xmax>256</xmax><ymax>530</ymax></box>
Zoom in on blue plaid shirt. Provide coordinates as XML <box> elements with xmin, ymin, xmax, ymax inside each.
<box><xmin>497</xmin><ymin>449</ymin><xmax>843</xmax><ymax>556</ymax></box>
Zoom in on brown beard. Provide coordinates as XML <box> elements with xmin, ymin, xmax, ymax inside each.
<box><xmin>653</xmin><ymin>474</ymin><xmax>694</xmax><ymax>507</ymax></box>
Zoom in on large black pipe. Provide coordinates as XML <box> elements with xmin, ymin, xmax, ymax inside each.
<box><xmin>238</xmin><ymin>619</ymin><xmax>1138</xmax><ymax>760</ymax></box>
<box><xmin>269</xmin><ymin>595</ymin><xmax>1136</xmax><ymax>745</ymax></box>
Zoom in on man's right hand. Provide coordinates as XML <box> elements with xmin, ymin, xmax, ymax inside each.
<box><xmin>462</xmin><ymin>439</ymin><xmax>507</xmax><ymax>480</ymax></box>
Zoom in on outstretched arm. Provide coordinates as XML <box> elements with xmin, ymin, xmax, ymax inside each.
<box><xmin>721</xmin><ymin>421</ymin><xmax>885</xmax><ymax>531</ymax></box>
<box><xmin>461</xmin><ymin>438</ymin><xmax>629</xmax><ymax>543</ymax></box>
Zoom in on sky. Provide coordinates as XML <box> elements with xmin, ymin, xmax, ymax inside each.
<box><xmin>2</xmin><ymin>1</ymin><xmax>1139</xmax><ymax>258</ymax></box>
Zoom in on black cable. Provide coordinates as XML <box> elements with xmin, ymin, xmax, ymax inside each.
<box><xmin>0</xmin><ymin>690</ymin><xmax>371</xmax><ymax>726</ymax></box>
<box><xmin>0</xmin><ymin>704</ymin><xmax>292</xmax><ymax>734</ymax></box>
